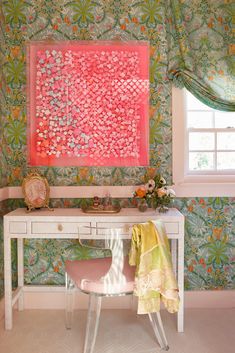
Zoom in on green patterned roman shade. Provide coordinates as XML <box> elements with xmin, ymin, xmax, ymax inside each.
<box><xmin>166</xmin><ymin>0</ymin><xmax>235</xmax><ymax>111</ymax></box>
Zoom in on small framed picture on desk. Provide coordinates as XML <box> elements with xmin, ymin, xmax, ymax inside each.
<box><xmin>22</xmin><ymin>172</ymin><xmax>53</xmax><ymax>212</ymax></box>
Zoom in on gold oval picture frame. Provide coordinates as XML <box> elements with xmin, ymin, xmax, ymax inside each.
<box><xmin>22</xmin><ymin>172</ymin><xmax>52</xmax><ymax>212</ymax></box>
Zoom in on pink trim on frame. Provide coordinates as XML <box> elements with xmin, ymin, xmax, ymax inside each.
<box><xmin>27</xmin><ymin>41</ymin><xmax>149</xmax><ymax>167</ymax></box>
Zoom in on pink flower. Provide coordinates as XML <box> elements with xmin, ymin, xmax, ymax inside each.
<box><xmin>157</xmin><ymin>187</ymin><xmax>167</xmax><ymax>198</ymax></box>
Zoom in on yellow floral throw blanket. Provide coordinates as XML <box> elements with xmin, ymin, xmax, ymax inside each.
<box><xmin>129</xmin><ymin>220</ymin><xmax>180</xmax><ymax>314</ymax></box>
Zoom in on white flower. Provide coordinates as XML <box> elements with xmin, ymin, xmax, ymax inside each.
<box><xmin>159</xmin><ymin>177</ymin><xmax>166</xmax><ymax>185</ymax></box>
<box><xmin>166</xmin><ymin>188</ymin><xmax>176</xmax><ymax>197</ymax></box>
<box><xmin>145</xmin><ymin>179</ymin><xmax>155</xmax><ymax>193</ymax></box>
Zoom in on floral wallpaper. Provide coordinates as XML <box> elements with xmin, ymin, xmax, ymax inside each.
<box><xmin>0</xmin><ymin>0</ymin><xmax>234</xmax><ymax>297</ymax></box>
<box><xmin>0</xmin><ymin>6</ymin><xmax>8</xmax><ymax>188</ymax></box>
<box><xmin>176</xmin><ymin>198</ymin><xmax>235</xmax><ymax>290</ymax></box>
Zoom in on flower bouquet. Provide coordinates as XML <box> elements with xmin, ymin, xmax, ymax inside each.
<box><xmin>133</xmin><ymin>174</ymin><xmax>175</xmax><ymax>212</ymax></box>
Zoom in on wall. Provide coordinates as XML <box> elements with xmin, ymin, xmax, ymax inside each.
<box><xmin>0</xmin><ymin>0</ymin><xmax>234</xmax><ymax>298</ymax></box>
<box><xmin>0</xmin><ymin>5</ymin><xmax>7</xmax><ymax>188</ymax></box>
<box><xmin>0</xmin><ymin>5</ymin><xmax>8</xmax><ymax>298</ymax></box>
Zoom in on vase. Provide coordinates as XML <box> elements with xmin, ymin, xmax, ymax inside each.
<box><xmin>138</xmin><ymin>199</ymin><xmax>148</xmax><ymax>212</ymax></box>
<box><xmin>156</xmin><ymin>205</ymin><xmax>169</xmax><ymax>213</ymax></box>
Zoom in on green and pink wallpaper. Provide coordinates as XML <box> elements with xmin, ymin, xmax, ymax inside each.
<box><xmin>0</xmin><ymin>0</ymin><xmax>234</xmax><ymax>298</ymax></box>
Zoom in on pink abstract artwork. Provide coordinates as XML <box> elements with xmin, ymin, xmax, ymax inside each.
<box><xmin>27</xmin><ymin>41</ymin><xmax>149</xmax><ymax>166</ymax></box>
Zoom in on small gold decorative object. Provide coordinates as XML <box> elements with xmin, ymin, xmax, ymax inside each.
<box><xmin>82</xmin><ymin>195</ymin><xmax>121</xmax><ymax>214</ymax></box>
<box><xmin>22</xmin><ymin>172</ymin><xmax>53</xmax><ymax>212</ymax></box>
<box><xmin>82</xmin><ymin>206</ymin><xmax>121</xmax><ymax>214</ymax></box>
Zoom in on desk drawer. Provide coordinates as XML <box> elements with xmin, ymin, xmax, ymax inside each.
<box><xmin>96</xmin><ymin>222</ymin><xmax>135</xmax><ymax>235</ymax></box>
<box><xmin>96</xmin><ymin>221</ymin><xmax>179</xmax><ymax>235</ymax></box>
<box><xmin>164</xmin><ymin>222</ymin><xmax>179</xmax><ymax>234</ymax></box>
<box><xmin>9</xmin><ymin>222</ymin><xmax>27</xmax><ymax>234</ymax></box>
<box><xmin>31</xmin><ymin>222</ymin><xmax>91</xmax><ymax>234</ymax></box>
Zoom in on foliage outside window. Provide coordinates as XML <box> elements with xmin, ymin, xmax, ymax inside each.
<box><xmin>186</xmin><ymin>91</ymin><xmax>235</xmax><ymax>174</ymax></box>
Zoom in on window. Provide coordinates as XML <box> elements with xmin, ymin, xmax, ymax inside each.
<box><xmin>172</xmin><ymin>87</ymin><xmax>235</xmax><ymax>197</ymax></box>
<box><xmin>186</xmin><ymin>91</ymin><xmax>235</xmax><ymax>174</ymax></box>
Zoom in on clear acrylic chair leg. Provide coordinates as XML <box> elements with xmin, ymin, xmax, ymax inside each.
<box><xmin>83</xmin><ymin>294</ymin><xmax>102</xmax><ymax>353</ymax></box>
<box><xmin>148</xmin><ymin>312</ymin><xmax>169</xmax><ymax>351</ymax></box>
<box><xmin>65</xmin><ymin>272</ymin><xmax>76</xmax><ymax>330</ymax></box>
<box><xmin>130</xmin><ymin>294</ymin><xmax>136</xmax><ymax>312</ymax></box>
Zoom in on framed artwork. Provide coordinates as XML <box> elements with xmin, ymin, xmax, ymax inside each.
<box><xmin>27</xmin><ymin>41</ymin><xmax>149</xmax><ymax>167</ymax></box>
<box><xmin>22</xmin><ymin>172</ymin><xmax>52</xmax><ymax>212</ymax></box>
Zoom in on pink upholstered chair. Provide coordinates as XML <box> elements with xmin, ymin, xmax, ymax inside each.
<box><xmin>65</xmin><ymin>226</ymin><xmax>169</xmax><ymax>353</ymax></box>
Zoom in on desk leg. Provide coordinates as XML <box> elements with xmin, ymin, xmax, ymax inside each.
<box><xmin>17</xmin><ymin>238</ymin><xmax>24</xmax><ymax>311</ymax></box>
<box><xmin>4</xmin><ymin>234</ymin><xmax>13</xmax><ymax>330</ymax></box>
<box><xmin>177</xmin><ymin>237</ymin><xmax>184</xmax><ymax>332</ymax></box>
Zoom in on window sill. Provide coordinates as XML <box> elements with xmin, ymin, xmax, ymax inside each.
<box><xmin>173</xmin><ymin>178</ymin><xmax>235</xmax><ymax>197</ymax></box>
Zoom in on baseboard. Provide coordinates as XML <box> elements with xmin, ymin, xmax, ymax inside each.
<box><xmin>184</xmin><ymin>289</ymin><xmax>235</xmax><ymax>308</ymax></box>
<box><xmin>22</xmin><ymin>286</ymin><xmax>133</xmax><ymax>310</ymax></box>
<box><xmin>0</xmin><ymin>289</ymin><xmax>234</xmax><ymax>319</ymax></box>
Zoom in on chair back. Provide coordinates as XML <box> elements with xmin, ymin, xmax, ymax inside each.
<box><xmin>77</xmin><ymin>226</ymin><xmax>135</xmax><ymax>295</ymax></box>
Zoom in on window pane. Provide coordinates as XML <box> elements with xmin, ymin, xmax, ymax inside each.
<box><xmin>189</xmin><ymin>152</ymin><xmax>214</xmax><ymax>170</ymax></box>
<box><xmin>189</xmin><ymin>132</ymin><xmax>214</xmax><ymax>150</ymax></box>
<box><xmin>186</xmin><ymin>91</ymin><xmax>211</xmax><ymax>111</ymax></box>
<box><xmin>188</xmin><ymin>112</ymin><xmax>213</xmax><ymax>128</ymax></box>
<box><xmin>217</xmin><ymin>152</ymin><xmax>235</xmax><ymax>170</ymax></box>
<box><xmin>217</xmin><ymin>132</ymin><xmax>235</xmax><ymax>150</ymax></box>
<box><xmin>215</xmin><ymin>112</ymin><xmax>235</xmax><ymax>128</ymax></box>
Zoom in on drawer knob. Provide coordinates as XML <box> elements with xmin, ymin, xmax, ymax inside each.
<box><xmin>124</xmin><ymin>224</ymin><xmax>130</xmax><ymax>232</ymax></box>
<box><xmin>58</xmin><ymin>224</ymin><xmax>63</xmax><ymax>231</ymax></box>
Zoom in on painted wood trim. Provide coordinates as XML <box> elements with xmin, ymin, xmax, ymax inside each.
<box><xmin>1</xmin><ymin>289</ymin><xmax>234</xmax><ymax>318</ymax></box>
<box><xmin>0</xmin><ymin>187</ymin><xmax>9</xmax><ymax>202</ymax></box>
<box><xmin>0</xmin><ymin>185</ymin><xmax>137</xmax><ymax>201</ymax></box>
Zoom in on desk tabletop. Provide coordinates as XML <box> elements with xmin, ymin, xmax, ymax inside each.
<box><xmin>4</xmin><ymin>207</ymin><xmax>184</xmax><ymax>221</ymax></box>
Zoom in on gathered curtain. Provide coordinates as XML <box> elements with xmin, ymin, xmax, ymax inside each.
<box><xmin>165</xmin><ymin>0</ymin><xmax>235</xmax><ymax>111</ymax></box>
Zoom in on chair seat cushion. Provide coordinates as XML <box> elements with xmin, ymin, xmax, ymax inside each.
<box><xmin>65</xmin><ymin>257</ymin><xmax>136</xmax><ymax>295</ymax></box>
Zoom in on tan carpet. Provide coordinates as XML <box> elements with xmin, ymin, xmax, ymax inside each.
<box><xmin>0</xmin><ymin>308</ymin><xmax>234</xmax><ymax>353</ymax></box>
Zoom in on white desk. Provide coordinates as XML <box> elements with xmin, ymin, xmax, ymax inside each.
<box><xmin>4</xmin><ymin>208</ymin><xmax>184</xmax><ymax>331</ymax></box>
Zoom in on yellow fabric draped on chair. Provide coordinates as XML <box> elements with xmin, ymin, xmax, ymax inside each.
<box><xmin>129</xmin><ymin>220</ymin><xmax>180</xmax><ymax>314</ymax></box>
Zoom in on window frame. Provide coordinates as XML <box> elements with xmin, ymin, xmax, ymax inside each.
<box><xmin>172</xmin><ymin>87</ymin><xmax>235</xmax><ymax>197</ymax></box>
